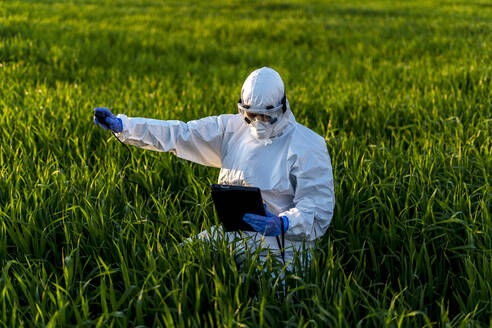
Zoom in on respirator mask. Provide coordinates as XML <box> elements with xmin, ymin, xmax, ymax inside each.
<box><xmin>237</xmin><ymin>97</ymin><xmax>287</xmax><ymax>140</ymax></box>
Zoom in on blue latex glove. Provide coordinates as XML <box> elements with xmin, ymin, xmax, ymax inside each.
<box><xmin>243</xmin><ymin>205</ymin><xmax>289</xmax><ymax>236</ymax></box>
<box><xmin>94</xmin><ymin>107</ymin><xmax>123</xmax><ymax>133</ymax></box>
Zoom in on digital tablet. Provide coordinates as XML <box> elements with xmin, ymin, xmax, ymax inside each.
<box><xmin>210</xmin><ymin>184</ymin><xmax>266</xmax><ymax>232</ymax></box>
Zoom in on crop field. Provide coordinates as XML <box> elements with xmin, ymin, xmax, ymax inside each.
<box><xmin>0</xmin><ymin>0</ymin><xmax>491</xmax><ymax>326</ymax></box>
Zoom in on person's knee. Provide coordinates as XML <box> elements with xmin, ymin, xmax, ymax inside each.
<box><xmin>181</xmin><ymin>225</ymin><xmax>223</xmax><ymax>245</ymax></box>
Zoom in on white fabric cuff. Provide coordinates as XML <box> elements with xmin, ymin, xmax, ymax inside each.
<box><xmin>115</xmin><ymin>114</ymin><xmax>130</xmax><ymax>141</ymax></box>
<box><xmin>278</xmin><ymin>207</ymin><xmax>314</xmax><ymax>241</ymax></box>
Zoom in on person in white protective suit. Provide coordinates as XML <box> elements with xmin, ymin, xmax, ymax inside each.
<box><xmin>93</xmin><ymin>67</ymin><xmax>335</xmax><ymax>268</ymax></box>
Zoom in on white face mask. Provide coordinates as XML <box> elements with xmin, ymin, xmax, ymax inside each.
<box><xmin>249</xmin><ymin>119</ymin><xmax>274</xmax><ymax>140</ymax></box>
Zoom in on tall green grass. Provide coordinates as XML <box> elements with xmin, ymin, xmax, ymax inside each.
<box><xmin>0</xmin><ymin>0</ymin><xmax>490</xmax><ymax>326</ymax></box>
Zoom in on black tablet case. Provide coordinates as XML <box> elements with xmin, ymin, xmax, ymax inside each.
<box><xmin>211</xmin><ymin>184</ymin><xmax>266</xmax><ymax>232</ymax></box>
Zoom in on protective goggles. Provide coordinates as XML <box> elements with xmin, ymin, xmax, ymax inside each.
<box><xmin>237</xmin><ymin>100</ymin><xmax>285</xmax><ymax>124</ymax></box>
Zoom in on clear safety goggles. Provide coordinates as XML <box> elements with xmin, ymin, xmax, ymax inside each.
<box><xmin>237</xmin><ymin>102</ymin><xmax>284</xmax><ymax>124</ymax></box>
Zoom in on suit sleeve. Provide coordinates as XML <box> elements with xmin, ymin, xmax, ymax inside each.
<box><xmin>115</xmin><ymin>114</ymin><xmax>228</xmax><ymax>168</ymax></box>
<box><xmin>278</xmin><ymin>141</ymin><xmax>335</xmax><ymax>241</ymax></box>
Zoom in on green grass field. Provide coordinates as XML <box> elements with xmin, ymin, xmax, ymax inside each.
<box><xmin>0</xmin><ymin>0</ymin><xmax>491</xmax><ymax>326</ymax></box>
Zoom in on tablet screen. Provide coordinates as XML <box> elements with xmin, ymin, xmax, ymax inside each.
<box><xmin>211</xmin><ymin>184</ymin><xmax>266</xmax><ymax>232</ymax></box>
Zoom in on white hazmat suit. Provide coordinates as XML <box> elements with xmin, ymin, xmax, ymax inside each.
<box><xmin>115</xmin><ymin>67</ymin><xmax>335</xmax><ymax>266</ymax></box>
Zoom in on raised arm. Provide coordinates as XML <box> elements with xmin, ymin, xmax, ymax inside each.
<box><xmin>115</xmin><ymin>114</ymin><xmax>230</xmax><ymax>168</ymax></box>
